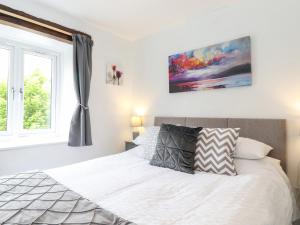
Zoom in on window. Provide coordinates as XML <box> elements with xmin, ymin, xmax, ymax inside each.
<box><xmin>23</xmin><ymin>52</ymin><xmax>55</xmax><ymax>131</ymax></box>
<box><xmin>0</xmin><ymin>47</ymin><xmax>10</xmax><ymax>132</ymax></box>
<box><xmin>0</xmin><ymin>42</ymin><xmax>58</xmax><ymax>137</ymax></box>
<box><xmin>0</xmin><ymin>23</ymin><xmax>74</xmax><ymax>149</ymax></box>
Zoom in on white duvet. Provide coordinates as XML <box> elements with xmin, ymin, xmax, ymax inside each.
<box><xmin>46</xmin><ymin>146</ymin><xmax>297</xmax><ymax>225</ymax></box>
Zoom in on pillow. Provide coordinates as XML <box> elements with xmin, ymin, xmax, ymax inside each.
<box><xmin>132</xmin><ymin>126</ymin><xmax>160</xmax><ymax>160</ymax></box>
<box><xmin>194</xmin><ymin>128</ymin><xmax>240</xmax><ymax>176</ymax></box>
<box><xmin>150</xmin><ymin>124</ymin><xmax>202</xmax><ymax>174</ymax></box>
<box><xmin>233</xmin><ymin>137</ymin><xmax>273</xmax><ymax>159</ymax></box>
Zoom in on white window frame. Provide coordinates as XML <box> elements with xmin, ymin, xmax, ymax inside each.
<box><xmin>0</xmin><ymin>38</ymin><xmax>61</xmax><ymax>138</ymax></box>
<box><xmin>0</xmin><ymin>43</ymin><xmax>14</xmax><ymax>137</ymax></box>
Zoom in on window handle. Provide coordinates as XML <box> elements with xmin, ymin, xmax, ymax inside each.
<box><xmin>19</xmin><ymin>88</ymin><xmax>23</xmax><ymax>95</ymax></box>
<box><xmin>11</xmin><ymin>87</ymin><xmax>16</xmax><ymax>100</ymax></box>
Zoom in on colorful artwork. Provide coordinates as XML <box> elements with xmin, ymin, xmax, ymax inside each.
<box><xmin>106</xmin><ymin>64</ymin><xmax>124</xmax><ymax>85</ymax></box>
<box><xmin>168</xmin><ymin>36</ymin><xmax>252</xmax><ymax>93</ymax></box>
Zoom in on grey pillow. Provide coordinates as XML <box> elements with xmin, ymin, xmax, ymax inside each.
<box><xmin>150</xmin><ymin>124</ymin><xmax>202</xmax><ymax>174</ymax></box>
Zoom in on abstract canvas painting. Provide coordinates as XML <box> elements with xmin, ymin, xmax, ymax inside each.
<box><xmin>168</xmin><ymin>36</ymin><xmax>251</xmax><ymax>93</ymax></box>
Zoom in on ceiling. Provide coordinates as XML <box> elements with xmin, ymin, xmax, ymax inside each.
<box><xmin>30</xmin><ymin>0</ymin><xmax>239</xmax><ymax>41</ymax></box>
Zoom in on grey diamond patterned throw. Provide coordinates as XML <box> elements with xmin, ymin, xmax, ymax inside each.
<box><xmin>194</xmin><ymin>128</ymin><xmax>240</xmax><ymax>176</ymax></box>
<box><xmin>0</xmin><ymin>171</ymin><xmax>135</xmax><ymax>225</ymax></box>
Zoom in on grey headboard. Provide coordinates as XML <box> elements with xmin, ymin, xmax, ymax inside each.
<box><xmin>154</xmin><ymin>117</ymin><xmax>287</xmax><ymax>172</ymax></box>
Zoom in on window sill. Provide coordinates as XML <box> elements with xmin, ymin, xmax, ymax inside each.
<box><xmin>0</xmin><ymin>135</ymin><xmax>68</xmax><ymax>151</ymax></box>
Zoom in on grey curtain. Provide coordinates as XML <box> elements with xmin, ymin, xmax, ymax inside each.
<box><xmin>68</xmin><ymin>34</ymin><xmax>93</xmax><ymax>146</ymax></box>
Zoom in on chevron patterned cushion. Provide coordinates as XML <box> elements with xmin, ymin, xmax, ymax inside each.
<box><xmin>194</xmin><ymin>128</ymin><xmax>240</xmax><ymax>176</ymax></box>
<box><xmin>150</xmin><ymin>124</ymin><xmax>202</xmax><ymax>174</ymax></box>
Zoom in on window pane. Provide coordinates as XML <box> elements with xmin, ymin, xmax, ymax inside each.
<box><xmin>0</xmin><ymin>48</ymin><xmax>10</xmax><ymax>132</ymax></box>
<box><xmin>23</xmin><ymin>53</ymin><xmax>52</xmax><ymax>130</ymax></box>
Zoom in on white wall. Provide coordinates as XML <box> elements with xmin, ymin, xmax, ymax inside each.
<box><xmin>0</xmin><ymin>0</ymin><xmax>134</xmax><ymax>175</ymax></box>
<box><xmin>131</xmin><ymin>0</ymin><xmax>300</xmax><ymax>185</ymax></box>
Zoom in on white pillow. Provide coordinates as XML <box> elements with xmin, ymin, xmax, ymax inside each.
<box><xmin>132</xmin><ymin>126</ymin><xmax>160</xmax><ymax>160</ymax></box>
<box><xmin>234</xmin><ymin>137</ymin><xmax>273</xmax><ymax>159</ymax></box>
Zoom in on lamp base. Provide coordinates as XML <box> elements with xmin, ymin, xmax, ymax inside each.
<box><xmin>132</xmin><ymin>131</ymin><xmax>139</xmax><ymax>140</ymax></box>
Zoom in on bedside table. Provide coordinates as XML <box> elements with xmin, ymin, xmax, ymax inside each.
<box><xmin>294</xmin><ymin>219</ymin><xmax>300</xmax><ymax>225</ymax></box>
<box><xmin>125</xmin><ymin>141</ymin><xmax>138</xmax><ymax>151</ymax></box>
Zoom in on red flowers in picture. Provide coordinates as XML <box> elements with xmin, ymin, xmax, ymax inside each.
<box><xmin>116</xmin><ymin>70</ymin><xmax>123</xmax><ymax>85</ymax></box>
<box><xmin>107</xmin><ymin>64</ymin><xmax>124</xmax><ymax>85</ymax></box>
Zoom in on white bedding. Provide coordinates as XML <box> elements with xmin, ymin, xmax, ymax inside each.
<box><xmin>46</xmin><ymin>146</ymin><xmax>297</xmax><ymax>225</ymax></box>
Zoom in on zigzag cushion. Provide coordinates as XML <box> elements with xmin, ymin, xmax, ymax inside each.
<box><xmin>194</xmin><ymin>128</ymin><xmax>240</xmax><ymax>176</ymax></box>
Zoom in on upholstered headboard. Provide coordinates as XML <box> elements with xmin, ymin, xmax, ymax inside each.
<box><xmin>154</xmin><ymin>117</ymin><xmax>287</xmax><ymax>172</ymax></box>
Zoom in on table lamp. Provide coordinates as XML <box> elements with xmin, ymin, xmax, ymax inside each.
<box><xmin>131</xmin><ymin>116</ymin><xmax>143</xmax><ymax>139</ymax></box>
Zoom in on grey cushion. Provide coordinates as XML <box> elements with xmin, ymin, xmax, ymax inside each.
<box><xmin>150</xmin><ymin>124</ymin><xmax>202</xmax><ymax>174</ymax></box>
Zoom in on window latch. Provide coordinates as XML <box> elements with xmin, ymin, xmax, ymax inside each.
<box><xmin>11</xmin><ymin>88</ymin><xmax>23</xmax><ymax>100</ymax></box>
<box><xmin>11</xmin><ymin>87</ymin><xmax>16</xmax><ymax>100</ymax></box>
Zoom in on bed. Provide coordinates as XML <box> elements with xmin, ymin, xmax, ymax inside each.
<box><xmin>1</xmin><ymin>117</ymin><xmax>298</xmax><ymax>225</ymax></box>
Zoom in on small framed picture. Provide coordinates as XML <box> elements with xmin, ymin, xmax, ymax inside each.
<box><xmin>106</xmin><ymin>64</ymin><xmax>124</xmax><ymax>85</ymax></box>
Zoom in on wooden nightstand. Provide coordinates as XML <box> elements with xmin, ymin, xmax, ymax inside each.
<box><xmin>125</xmin><ymin>141</ymin><xmax>138</xmax><ymax>151</ymax></box>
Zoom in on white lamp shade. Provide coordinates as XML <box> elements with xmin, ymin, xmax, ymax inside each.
<box><xmin>131</xmin><ymin>116</ymin><xmax>143</xmax><ymax>127</ymax></box>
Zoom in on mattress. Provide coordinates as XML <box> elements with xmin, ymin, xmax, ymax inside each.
<box><xmin>46</xmin><ymin>146</ymin><xmax>297</xmax><ymax>225</ymax></box>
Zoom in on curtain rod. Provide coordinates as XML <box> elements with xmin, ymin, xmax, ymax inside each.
<box><xmin>0</xmin><ymin>4</ymin><xmax>92</xmax><ymax>42</ymax></box>
<box><xmin>0</xmin><ymin>9</ymin><xmax>72</xmax><ymax>36</ymax></box>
